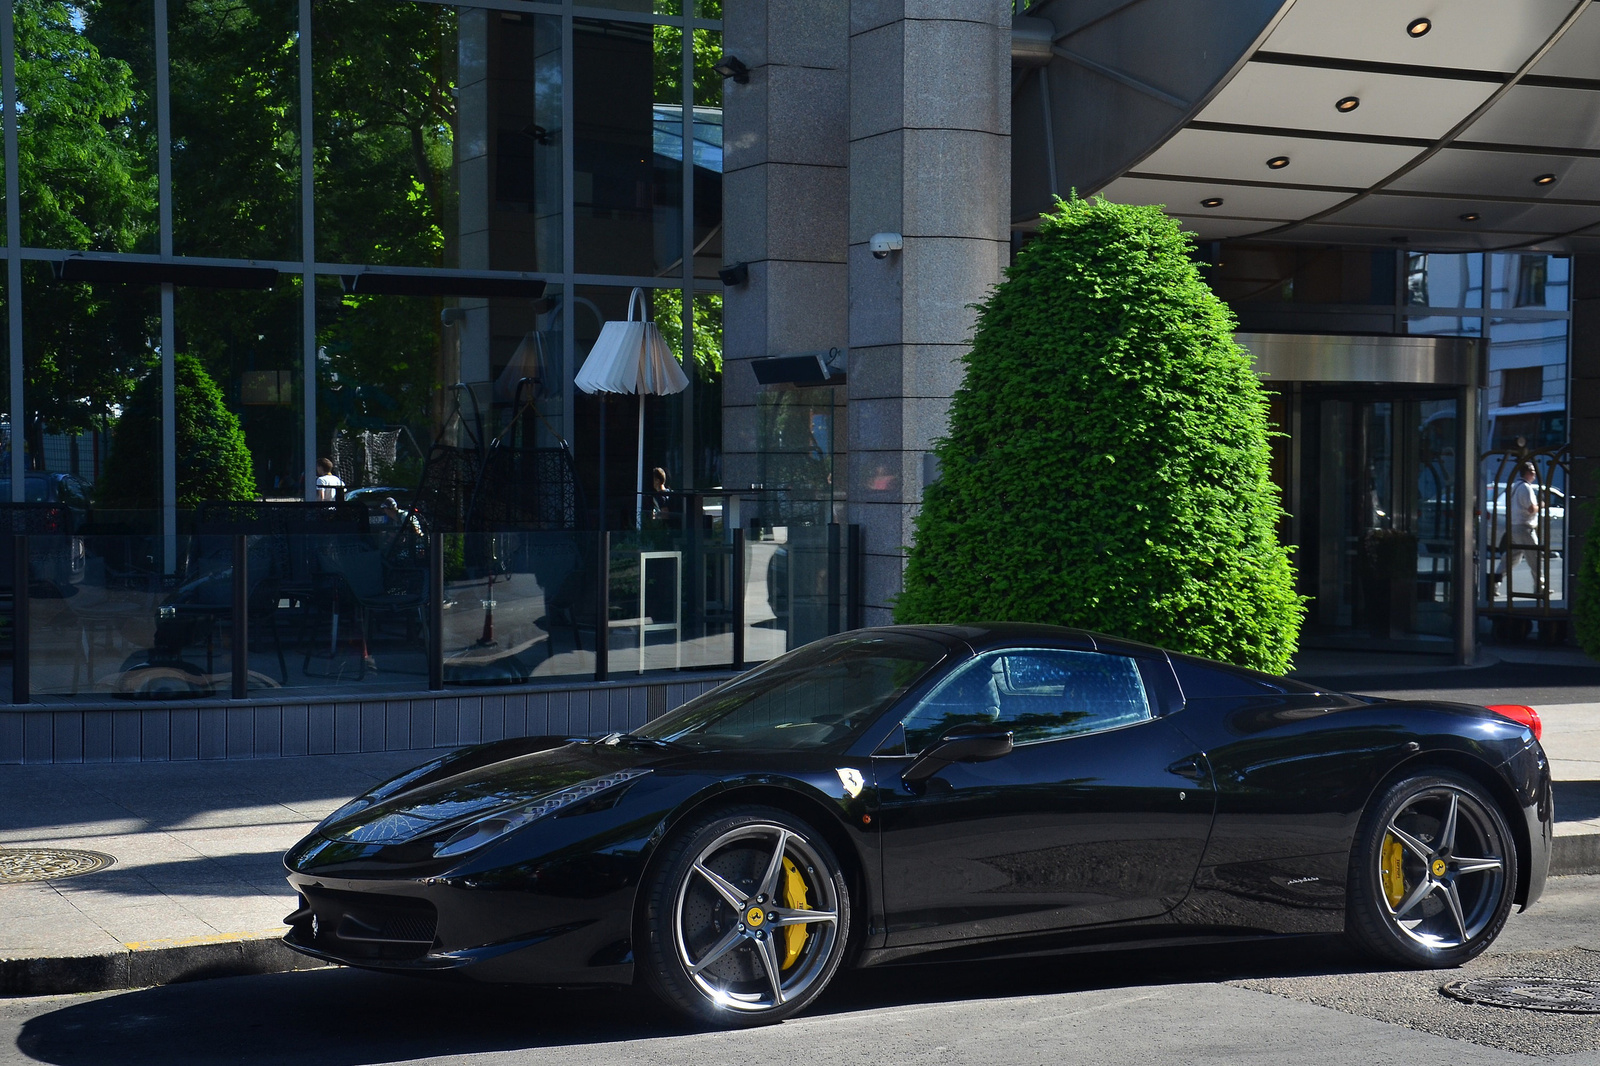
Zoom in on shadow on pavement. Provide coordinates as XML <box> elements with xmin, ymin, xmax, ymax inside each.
<box><xmin>14</xmin><ymin>937</ymin><xmax>1369</xmax><ymax>1065</ymax></box>
<box><xmin>1295</xmin><ymin>660</ymin><xmax>1600</xmax><ymax>706</ymax></box>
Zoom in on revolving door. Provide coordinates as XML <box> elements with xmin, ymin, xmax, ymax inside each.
<box><xmin>1294</xmin><ymin>390</ymin><xmax>1462</xmax><ymax>652</ymax></box>
<box><xmin>1244</xmin><ymin>332</ymin><xmax>1481</xmax><ymax>662</ymax></box>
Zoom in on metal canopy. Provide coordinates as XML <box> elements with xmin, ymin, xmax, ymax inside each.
<box><xmin>1014</xmin><ymin>0</ymin><xmax>1600</xmax><ymax>253</ymax></box>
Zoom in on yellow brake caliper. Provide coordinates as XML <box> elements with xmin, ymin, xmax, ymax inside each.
<box><xmin>780</xmin><ymin>857</ymin><xmax>811</xmax><ymax>970</ymax></box>
<box><xmin>1380</xmin><ymin>833</ymin><xmax>1406</xmax><ymax>909</ymax></box>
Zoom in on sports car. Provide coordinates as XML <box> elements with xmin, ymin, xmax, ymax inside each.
<box><xmin>281</xmin><ymin>624</ymin><xmax>1553</xmax><ymax>1027</ymax></box>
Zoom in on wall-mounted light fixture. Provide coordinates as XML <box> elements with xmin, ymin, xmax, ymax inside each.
<box><xmin>1335</xmin><ymin>96</ymin><xmax>1360</xmax><ymax>113</ymax></box>
<box><xmin>719</xmin><ymin>261</ymin><xmax>750</xmax><ymax>287</ymax></box>
<box><xmin>713</xmin><ymin>55</ymin><xmax>750</xmax><ymax>84</ymax></box>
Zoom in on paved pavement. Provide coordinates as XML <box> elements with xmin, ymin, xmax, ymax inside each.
<box><xmin>0</xmin><ymin>643</ymin><xmax>1598</xmax><ymax>997</ymax></box>
<box><xmin>3</xmin><ymin>875</ymin><xmax>1600</xmax><ymax>1066</ymax></box>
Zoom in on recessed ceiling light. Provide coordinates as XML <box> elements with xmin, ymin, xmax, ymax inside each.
<box><xmin>1407</xmin><ymin>17</ymin><xmax>1432</xmax><ymax>37</ymax></box>
<box><xmin>1267</xmin><ymin>156</ymin><xmax>1290</xmax><ymax>170</ymax></box>
<box><xmin>1459</xmin><ymin>212</ymin><xmax>1481</xmax><ymax>222</ymax></box>
<box><xmin>1200</xmin><ymin>197</ymin><xmax>1224</xmax><ymax>209</ymax></box>
<box><xmin>1533</xmin><ymin>173</ymin><xmax>1557</xmax><ymax>186</ymax></box>
<box><xmin>1335</xmin><ymin>96</ymin><xmax>1360</xmax><ymax>113</ymax></box>
<box><xmin>1389</xmin><ymin>235</ymin><xmax>1409</xmax><ymax>243</ymax></box>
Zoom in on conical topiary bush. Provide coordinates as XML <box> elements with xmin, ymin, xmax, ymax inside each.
<box><xmin>99</xmin><ymin>353</ymin><xmax>256</xmax><ymax>509</ymax></box>
<box><xmin>895</xmin><ymin>196</ymin><xmax>1303</xmax><ymax>673</ymax></box>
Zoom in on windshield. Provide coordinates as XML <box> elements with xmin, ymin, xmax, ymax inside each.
<box><xmin>629</xmin><ymin>632</ymin><xmax>948</xmax><ymax>752</ymax></box>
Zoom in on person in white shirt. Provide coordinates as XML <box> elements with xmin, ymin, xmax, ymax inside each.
<box><xmin>314</xmin><ymin>457</ymin><xmax>345</xmax><ymax>502</ymax></box>
<box><xmin>1491</xmin><ymin>461</ymin><xmax>1543</xmax><ymax>596</ymax></box>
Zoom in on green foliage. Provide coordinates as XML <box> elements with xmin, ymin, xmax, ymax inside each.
<box><xmin>1574</xmin><ymin>522</ymin><xmax>1600</xmax><ymax>659</ymax></box>
<box><xmin>653</xmin><ymin>290</ymin><xmax>723</xmax><ymax>383</ymax></box>
<box><xmin>100</xmin><ymin>355</ymin><xmax>256</xmax><ymax>509</ymax></box>
<box><xmin>895</xmin><ymin>196</ymin><xmax>1304</xmax><ymax>674</ymax></box>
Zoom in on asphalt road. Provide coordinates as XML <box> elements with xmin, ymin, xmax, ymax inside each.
<box><xmin>5</xmin><ymin>876</ymin><xmax>1600</xmax><ymax>1066</ymax></box>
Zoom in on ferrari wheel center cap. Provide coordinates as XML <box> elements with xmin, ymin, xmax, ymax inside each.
<box><xmin>745</xmin><ymin>906</ymin><xmax>765</xmax><ymax>928</ymax></box>
<box><xmin>1432</xmin><ymin>858</ymin><xmax>1448</xmax><ymax>877</ymax></box>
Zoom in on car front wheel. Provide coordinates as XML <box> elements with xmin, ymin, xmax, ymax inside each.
<box><xmin>1346</xmin><ymin>770</ymin><xmax>1517</xmax><ymax>967</ymax></box>
<box><xmin>639</xmin><ymin>805</ymin><xmax>850</xmax><ymax>1027</ymax></box>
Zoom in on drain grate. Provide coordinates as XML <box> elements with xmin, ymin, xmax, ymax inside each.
<box><xmin>1443</xmin><ymin>977</ymin><xmax>1600</xmax><ymax>1014</ymax></box>
<box><xmin>0</xmin><ymin>847</ymin><xmax>116</xmax><ymax>884</ymax></box>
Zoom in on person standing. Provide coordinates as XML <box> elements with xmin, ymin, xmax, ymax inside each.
<box><xmin>1492</xmin><ymin>461</ymin><xmax>1543</xmax><ymax>597</ymax></box>
<box><xmin>314</xmin><ymin>457</ymin><xmax>345</xmax><ymax>502</ymax></box>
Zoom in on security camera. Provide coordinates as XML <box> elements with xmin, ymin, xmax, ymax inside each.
<box><xmin>870</xmin><ymin>232</ymin><xmax>903</xmax><ymax>260</ymax></box>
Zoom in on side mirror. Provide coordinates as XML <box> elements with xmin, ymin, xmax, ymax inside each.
<box><xmin>901</xmin><ymin>723</ymin><xmax>1014</xmax><ymax>785</ymax></box>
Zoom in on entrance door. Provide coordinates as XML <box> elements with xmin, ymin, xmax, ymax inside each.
<box><xmin>1297</xmin><ymin>390</ymin><xmax>1460</xmax><ymax>651</ymax></box>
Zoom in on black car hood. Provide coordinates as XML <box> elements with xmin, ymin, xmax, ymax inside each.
<box><xmin>317</xmin><ymin>741</ymin><xmax>653</xmax><ymax>844</ymax></box>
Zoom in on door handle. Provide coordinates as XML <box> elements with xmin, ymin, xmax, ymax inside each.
<box><xmin>1167</xmin><ymin>756</ymin><xmax>1207</xmax><ymax>783</ymax></box>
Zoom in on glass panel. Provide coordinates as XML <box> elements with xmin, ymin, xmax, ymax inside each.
<box><xmin>315</xmin><ymin>280</ymin><xmax>447</xmax><ymax>499</ymax></box>
<box><xmin>1404</xmin><ymin>314</ymin><xmax>1483</xmax><ymax>338</ymax></box>
<box><xmin>16</xmin><ymin>1</ymin><xmax>159</xmax><ymax>253</ymax></box>
<box><xmin>21</xmin><ymin>264</ymin><xmax>156</xmax><ymax>515</ymax></box>
<box><xmin>1486</xmin><ymin>318</ymin><xmax>1568</xmax><ymax>451</ymax></box>
<box><xmin>315</xmin><ymin>5</ymin><xmax>563</xmax><ymax>274</ymax></box>
<box><xmin>175</xmin><ymin>284</ymin><xmax>304</xmax><ymax>501</ymax></box>
<box><xmin>170</xmin><ymin>0</ymin><xmax>301</xmax><ymax>259</ymax></box>
<box><xmin>740</xmin><ymin>521</ymin><xmax>847</xmax><ymax>663</ymax></box>
<box><xmin>1490</xmin><ymin>254</ymin><xmax>1570</xmax><ymax>312</ymax></box>
<box><xmin>443</xmin><ymin>530</ymin><xmax>597</xmax><ymax>684</ymax></box>
<box><xmin>580</xmin><ymin>0</ymin><xmax>684</xmax><ymax>16</ymax></box>
<box><xmin>574</xmin><ymin>18</ymin><xmax>683</xmax><ymax>276</ymax></box>
<box><xmin>1406</xmin><ymin>252</ymin><xmax>1482</xmax><ymax>308</ymax></box>
<box><xmin>1202</xmin><ymin>245</ymin><xmax>1396</xmax><ymax>306</ymax></box>
<box><xmin>696</xmin><ymin>0</ymin><xmax>722</xmax><ymax>18</ymax></box>
<box><xmin>756</xmin><ymin>386</ymin><xmax>845</xmax><ymax>524</ymax></box>
<box><xmin>315</xmin><ymin>1</ymin><xmax>460</xmax><ymax>268</ymax></box>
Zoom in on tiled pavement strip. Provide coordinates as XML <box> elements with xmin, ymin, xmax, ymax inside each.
<box><xmin>1</xmin><ymin>647</ymin><xmax>1599</xmax><ymax>997</ymax></box>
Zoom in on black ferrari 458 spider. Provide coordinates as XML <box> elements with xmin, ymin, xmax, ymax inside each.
<box><xmin>282</xmin><ymin>624</ymin><xmax>1552</xmax><ymax>1026</ymax></box>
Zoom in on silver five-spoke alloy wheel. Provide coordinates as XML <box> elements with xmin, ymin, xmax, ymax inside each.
<box><xmin>1349</xmin><ymin>771</ymin><xmax>1518</xmax><ymax>967</ymax></box>
<box><xmin>641</xmin><ymin>806</ymin><xmax>851</xmax><ymax>1026</ymax></box>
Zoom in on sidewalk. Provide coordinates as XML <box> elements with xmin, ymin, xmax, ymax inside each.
<box><xmin>2</xmin><ymin>649</ymin><xmax>1599</xmax><ymax>998</ymax></box>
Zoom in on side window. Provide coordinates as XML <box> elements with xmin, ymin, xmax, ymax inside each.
<box><xmin>899</xmin><ymin>649</ymin><xmax>1151</xmax><ymax>753</ymax></box>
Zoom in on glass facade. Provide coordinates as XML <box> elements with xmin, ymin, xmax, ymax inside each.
<box><xmin>2</xmin><ymin>0</ymin><xmax>741</xmax><ymax>703</ymax></box>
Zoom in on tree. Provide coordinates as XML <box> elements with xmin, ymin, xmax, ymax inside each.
<box><xmin>99</xmin><ymin>354</ymin><xmax>256</xmax><ymax>509</ymax></box>
<box><xmin>895</xmin><ymin>196</ymin><xmax>1304</xmax><ymax>674</ymax></box>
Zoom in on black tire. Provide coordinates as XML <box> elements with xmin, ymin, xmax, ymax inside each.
<box><xmin>638</xmin><ymin>805</ymin><xmax>851</xmax><ymax>1027</ymax></box>
<box><xmin>1346</xmin><ymin>770</ymin><xmax>1517</xmax><ymax>968</ymax></box>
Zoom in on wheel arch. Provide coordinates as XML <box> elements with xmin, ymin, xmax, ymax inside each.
<box><xmin>1366</xmin><ymin>751</ymin><xmax>1533</xmax><ymax>906</ymax></box>
<box><xmin>631</xmin><ymin>782</ymin><xmax>872</xmax><ymax>965</ymax></box>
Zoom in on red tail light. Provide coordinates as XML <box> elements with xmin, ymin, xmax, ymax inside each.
<box><xmin>1486</xmin><ymin>704</ymin><xmax>1541</xmax><ymax>741</ymax></box>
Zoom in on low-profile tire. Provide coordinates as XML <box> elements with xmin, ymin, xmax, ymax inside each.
<box><xmin>1346</xmin><ymin>769</ymin><xmax>1518</xmax><ymax>968</ymax></box>
<box><xmin>638</xmin><ymin>805</ymin><xmax>851</xmax><ymax>1027</ymax></box>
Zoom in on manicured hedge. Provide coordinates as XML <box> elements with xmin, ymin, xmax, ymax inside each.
<box><xmin>895</xmin><ymin>196</ymin><xmax>1304</xmax><ymax>673</ymax></box>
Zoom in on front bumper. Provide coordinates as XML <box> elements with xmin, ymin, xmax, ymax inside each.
<box><xmin>282</xmin><ymin>870</ymin><xmax>636</xmax><ymax>986</ymax></box>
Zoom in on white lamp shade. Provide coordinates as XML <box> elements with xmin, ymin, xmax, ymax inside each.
<box><xmin>573</xmin><ymin>289</ymin><xmax>690</xmax><ymax>397</ymax></box>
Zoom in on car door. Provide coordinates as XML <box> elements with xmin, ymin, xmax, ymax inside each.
<box><xmin>873</xmin><ymin>647</ymin><xmax>1215</xmax><ymax>947</ymax></box>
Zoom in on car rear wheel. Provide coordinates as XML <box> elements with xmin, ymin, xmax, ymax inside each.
<box><xmin>639</xmin><ymin>806</ymin><xmax>850</xmax><ymax>1027</ymax></box>
<box><xmin>1347</xmin><ymin>770</ymin><xmax>1517</xmax><ymax>968</ymax></box>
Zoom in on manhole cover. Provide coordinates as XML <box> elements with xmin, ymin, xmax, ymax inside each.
<box><xmin>0</xmin><ymin>847</ymin><xmax>116</xmax><ymax>884</ymax></box>
<box><xmin>1442</xmin><ymin>977</ymin><xmax>1600</xmax><ymax>1014</ymax></box>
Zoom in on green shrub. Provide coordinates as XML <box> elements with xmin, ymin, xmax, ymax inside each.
<box><xmin>895</xmin><ymin>196</ymin><xmax>1304</xmax><ymax>673</ymax></box>
<box><xmin>99</xmin><ymin>353</ymin><xmax>256</xmax><ymax>508</ymax></box>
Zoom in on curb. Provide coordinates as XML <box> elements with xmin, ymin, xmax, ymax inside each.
<box><xmin>1552</xmin><ymin>832</ymin><xmax>1600</xmax><ymax>878</ymax></box>
<box><xmin>0</xmin><ymin>934</ymin><xmax>325</xmax><ymax>998</ymax></box>
<box><xmin>6</xmin><ymin>835</ymin><xmax>1600</xmax><ymax>998</ymax></box>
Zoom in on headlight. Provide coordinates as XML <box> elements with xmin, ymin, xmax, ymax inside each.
<box><xmin>433</xmin><ymin>769</ymin><xmax>651</xmax><ymax>859</ymax></box>
<box><xmin>315</xmin><ymin>755</ymin><xmax>452</xmax><ymax>833</ymax></box>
